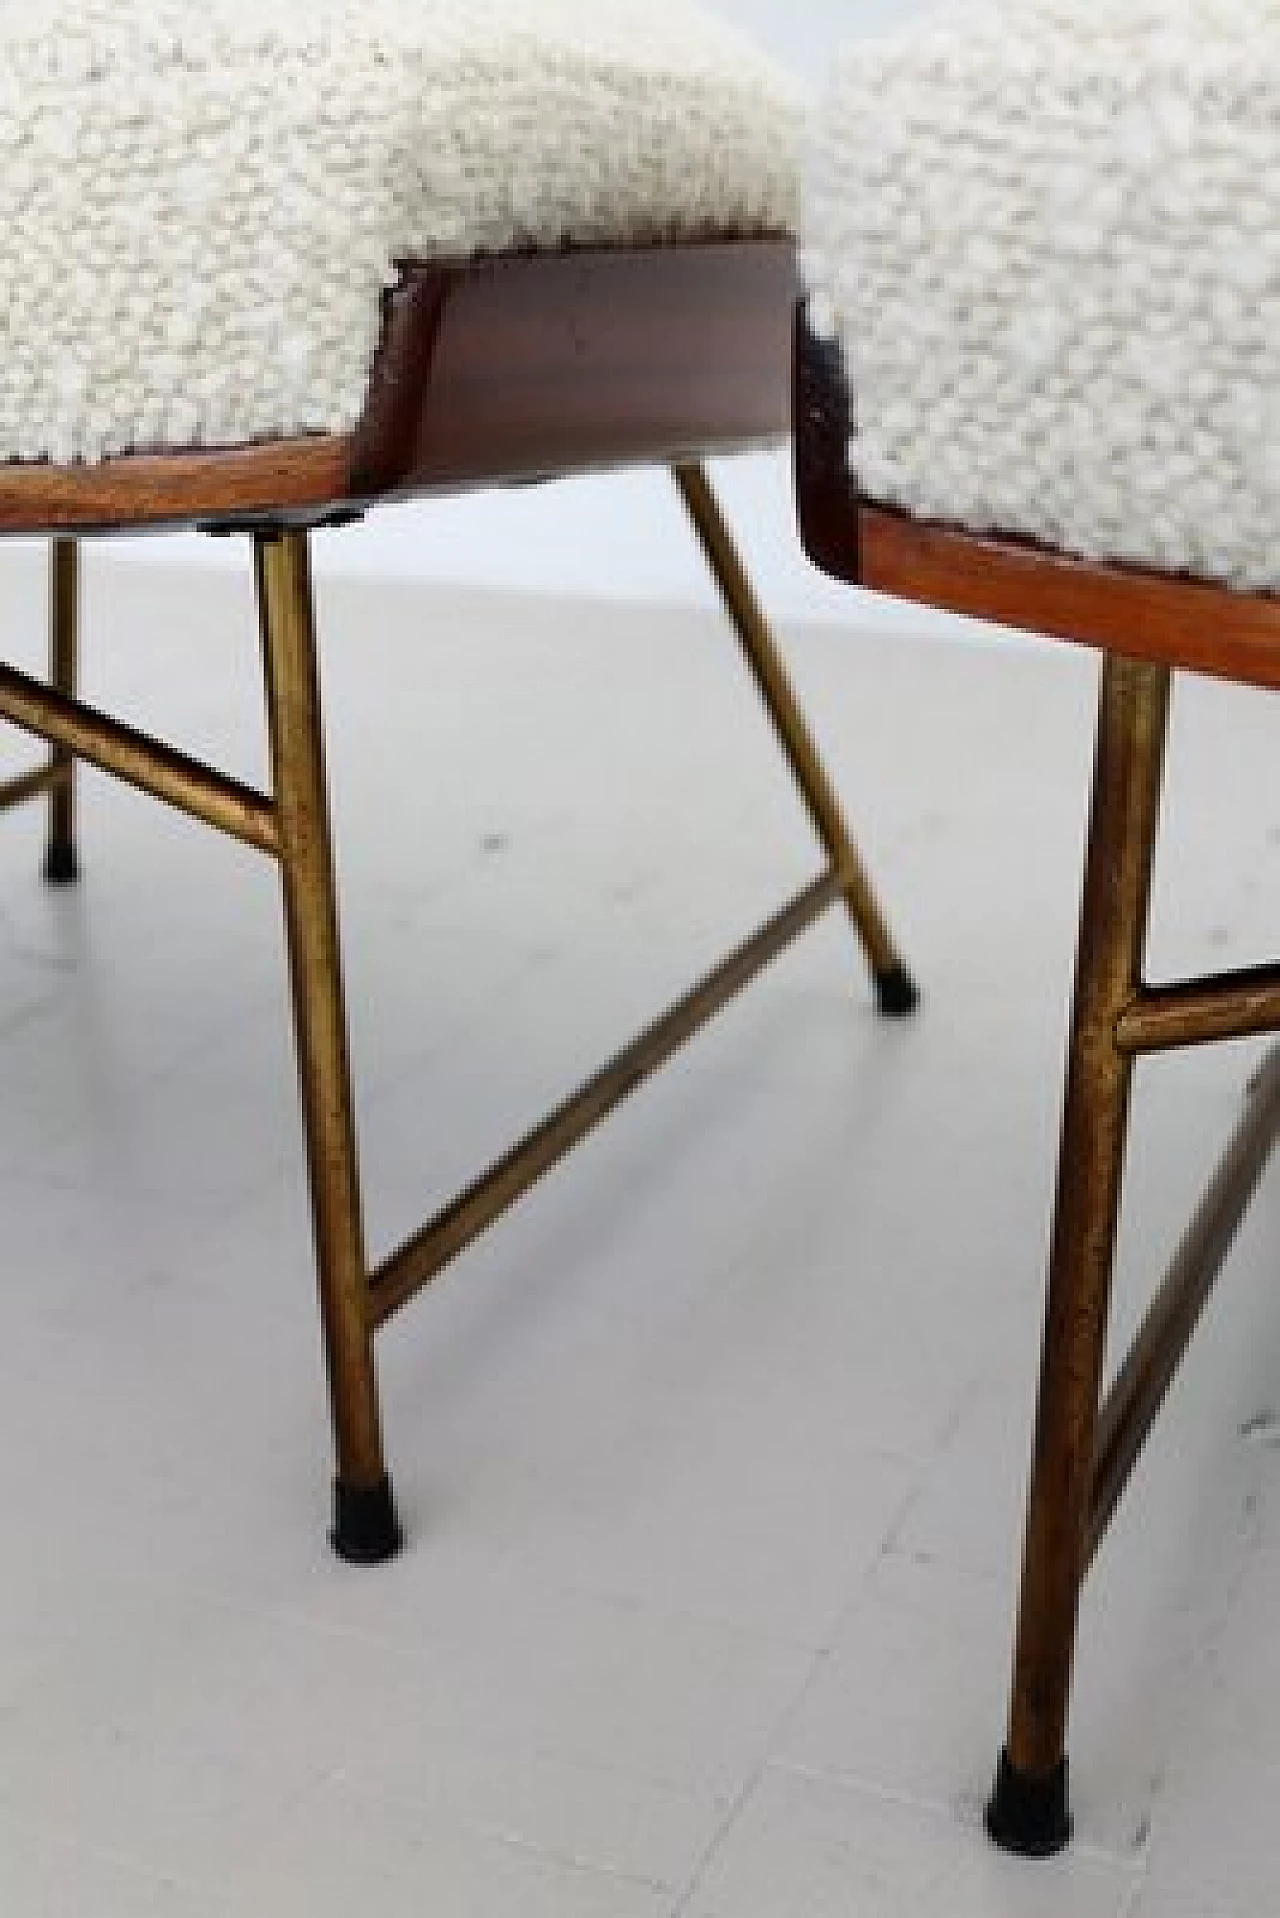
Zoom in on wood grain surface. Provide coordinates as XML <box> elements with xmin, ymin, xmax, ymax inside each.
<box><xmin>0</xmin><ymin>238</ymin><xmax>796</xmax><ymax>537</ymax></box>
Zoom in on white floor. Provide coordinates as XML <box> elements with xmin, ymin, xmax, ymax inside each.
<box><xmin>1</xmin><ymin>550</ymin><xmax>1278</xmax><ymax>1915</ymax></box>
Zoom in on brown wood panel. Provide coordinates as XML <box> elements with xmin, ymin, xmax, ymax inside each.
<box><xmin>792</xmin><ymin>312</ymin><xmax>1280</xmax><ymax>693</ymax></box>
<box><xmin>351</xmin><ymin>240</ymin><xmax>795</xmax><ymax>498</ymax></box>
<box><xmin>791</xmin><ymin>319</ymin><xmax>856</xmax><ymax>585</ymax></box>
<box><xmin>0</xmin><ymin>238</ymin><xmax>795</xmax><ymax>538</ymax></box>
<box><xmin>0</xmin><ymin>439</ymin><xmax>349</xmax><ymax>536</ymax></box>
<box><xmin>858</xmin><ymin>512</ymin><xmax>1280</xmax><ymax>693</ymax></box>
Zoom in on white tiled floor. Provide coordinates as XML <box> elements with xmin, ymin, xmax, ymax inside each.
<box><xmin>1</xmin><ymin>543</ymin><xmax>1279</xmax><ymax>1913</ymax></box>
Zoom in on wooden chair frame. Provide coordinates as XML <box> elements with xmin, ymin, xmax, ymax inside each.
<box><xmin>796</xmin><ymin>315</ymin><xmax>1280</xmax><ymax>1856</ymax></box>
<box><xmin>0</xmin><ymin>243</ymin><xmax>918</xmax><ymax>1565</ymax></box>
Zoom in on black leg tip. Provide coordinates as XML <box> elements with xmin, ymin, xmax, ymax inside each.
<box><xmin>330</xmin><ymin>1475</ymin><xmax>403</xmax><ymax>1566</ymax></box>
<box><xmin>42</xmin><ymin>841</ymin><xmax>79</xmax><ymax>885</ymax></box>
<box><xmin>986</xmin><ymin>1750</ymin><xmax>1073</xmax><ymax>1858</ymax></box>
<box><xmin>874</xmin><ymin>963</ymin><xmax>920</xmax><ymax>1019</ymax></box>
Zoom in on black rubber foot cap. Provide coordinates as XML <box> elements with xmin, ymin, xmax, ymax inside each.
<box><xmin>43</xmin><ymin>842</ymin><xmax>79</xmax><ymax>885</ymax></box>
<box><xmin>986</xmin><ymin>1750</ymin><xmax>1073</xmax><ymax>1858</ymax></box>
<box><xmin>875</xmin><ymin>963</ymin><xmax>920</xmax><ymax>1019</ymax></box>
<box><xmin>331</xmin><ymin>1475</ymin><xmax>403</xmax><ymax>1566</ymax></box>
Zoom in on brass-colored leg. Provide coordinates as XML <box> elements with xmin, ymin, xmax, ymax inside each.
<box><xmin>988</xmin><ymin>655</ymin><xmax>1172</xmax><ymax>1856</ymax></box>
<box><xmin>672</xmin><ymin>465</ymin><xmax>918</xmax><ymax>1017</ymax></box>
<box><xmin>255</xmin><ymin>529</ymin><xmax>401</xmax><ymax>1564</ymax></box>
<box><xmin>44</xmin><ymin>538</ymin><xmax>79</xmax><ymax>883</ymax></box>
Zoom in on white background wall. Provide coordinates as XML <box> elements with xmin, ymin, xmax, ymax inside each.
<box><xmin>118</xmin><ymin>0</ymin><xmax>948</xmax><ymax>632</ymax></box>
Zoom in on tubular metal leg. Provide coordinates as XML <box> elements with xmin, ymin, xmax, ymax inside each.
<box><xmin>988</xmin><ymin>655</ymin><xmax>1172</xmax><ymax>1856</ymax></box>
<box><xmin>255</xmin><ymin>529</ymin><xmax>401</xmax><ymax>1565</ymax></box>
<box><xmin>44</xmin><ymin>539</ymin><xmax>79</xmax><ymax>883</ymax></box>
<box><xmin>673</xmin><ymin>465</ymin><xmax>918</xmax><ymax>1017</ymax></box>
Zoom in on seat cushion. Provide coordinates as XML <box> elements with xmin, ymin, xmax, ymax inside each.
<box><xmin>805</xmin><ymin>0</ymin><xmax>1280</xmax><ymax>592</ymax></box>
<box><xmin>0</xmin><ymin>0</ymin><xmax>799</xmax><ymax>465</ymax></box>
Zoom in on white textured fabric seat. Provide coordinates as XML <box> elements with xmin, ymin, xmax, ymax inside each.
<box><xmin>805</xmin><ymin>0</ymin><xmax>1280</xmax><ymax>592</ymax></box>
<box><xmin>0</xmin><ymin>0</ymin><xmax>799</xmax><ymax>465</ymax></box>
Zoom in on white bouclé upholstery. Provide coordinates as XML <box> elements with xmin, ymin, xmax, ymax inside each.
<box><xmin>806</xmin><ymin>0</ymin><xmax>1280</xmax><ymax>591</ymax></box>
<box><xmin>0</xmin><ymin>0</ymin><xmax>800</xmax><ymax>465</ymax></box>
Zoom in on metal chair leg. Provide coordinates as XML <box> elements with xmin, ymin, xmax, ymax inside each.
<box><xmin>44</xmin><ymin>538</ymin><xmax>79</xmax><ymax>883</ymax></box>
<box><xmin>988</xmin><ymin>654</ymin><xmax>1172</xmax><ymax>1855</ymax></box>
<box><xmin>255</xmin><ymin>528</ymin><xmax>402</xmax><ymax>1565</ymax></box>
<box><xmin>673</xmin><ymin>464</ymin><xmax>918</xmax><ymax>1016</ymax></box>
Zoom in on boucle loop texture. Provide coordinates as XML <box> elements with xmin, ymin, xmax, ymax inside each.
<box><xmin>0</xmin><ymin>0</ymin><xmax>800</xmax><ymax>465</ymax></box>
<box><xmin>805</xmin><ymin>0</ymin><xmax>1280</xmax><ymax>592</ymax></box>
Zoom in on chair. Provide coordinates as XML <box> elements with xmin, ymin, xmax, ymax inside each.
<box><xmin>797</xmin><ymin>0</ymin><xmax>1280</xmax><ymax>1859</ymax></box>
<box><xmin>0</xmin><ymin>3</ymin><xmax>918</xmax><ymax>1566</ymax></box>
